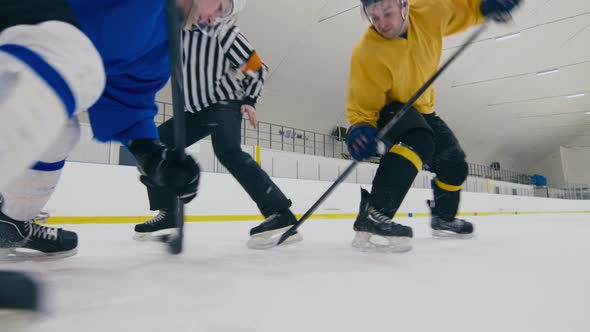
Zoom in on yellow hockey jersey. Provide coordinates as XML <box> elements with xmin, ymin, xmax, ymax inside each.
<box><xmin>346</xmin><ymin>0</ymin><xmax>484</xmax><ymax>127</ymax></box>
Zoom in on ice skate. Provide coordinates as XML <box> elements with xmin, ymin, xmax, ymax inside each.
<box><xmin>352</xmin><ymin>188</ymin><xmax>413</xmax><ymax>253</ymax></box>
<box><xmin>247</xmin><ymin>209</ymin><xmax>303</xmax><ymax>249</ymax></box>
<box><xmin>0</xmin><ymin>211</ymin><xmax>78</xmax><ymax>261</ymax></box>
<box><xmin>428</xmin><ymin>200</ymin><xmax>474</xmax><ymax>239</ymax></box>
<box><xmin>133</xmin><ymin>209</ymin><xmax>179</xmax><ymax>242</ymax></box>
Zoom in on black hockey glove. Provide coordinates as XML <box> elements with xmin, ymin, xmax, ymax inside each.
<box><xmin>481</xmin><ymin>0</ymin><xmax>522</xmax><ymax>23</ymax></box>
<box><xmin>128</xmin><ymin>139</ymin><xmax>200</xmax><ymax>204</ymax></box>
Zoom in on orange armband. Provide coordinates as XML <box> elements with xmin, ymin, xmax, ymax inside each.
<box><xmin>241</xmin><ymin>51</ymin><xmax>263</xmax><ymax>75</ymax></box>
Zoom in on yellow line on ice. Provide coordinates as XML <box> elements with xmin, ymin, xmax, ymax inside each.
<box><xmin>43</xmin><ymin>210</ymin><xmax>590</xmax><ymax>225</ymax></box>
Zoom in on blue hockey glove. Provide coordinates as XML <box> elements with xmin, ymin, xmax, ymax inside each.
<box><xmin>346</xmin><ymin>124</ymin><xmax>378</xmax><ymax>161</ymax></box>
<box><xmin>481</xmin><ymin>0</ymin><xmax>522</xmax><ymax>22</ymax></box>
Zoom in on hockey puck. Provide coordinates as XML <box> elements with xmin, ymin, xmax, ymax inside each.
<box><xmin>0</xmin><ymin>271</ymin><xmax>40</xmax><ymax>311</ymax></box>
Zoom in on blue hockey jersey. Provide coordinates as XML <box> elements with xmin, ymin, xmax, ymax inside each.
<box><xmin>67</xmin><ymin>0</ymin><xmax>171</xmax><ymax>143</ymax></box>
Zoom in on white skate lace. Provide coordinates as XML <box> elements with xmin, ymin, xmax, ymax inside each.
<box><xmin>445</xmin><ymin>218</ymin><xmax>465</xmax><ymax>226</ymax></box>
<box><xmin>146</xmin><ymin>210</ymin><xmax>167</xmax><ymax>224</ymax></box>
<box><xmin>257</xmin><ymin>214</ymin><xmax>279</xmax><ymax>227</ymax></box>
<box><xmin>24</xmin><ymin>220</ymin><xmax>59</xmax><ymax>240</ymax></box>
<box><xmin>264</xmin><ymin>214</ymin><xmax>278</xmax><ymax>223</ymax></box>
<box><xmin>438</xmin><ymin>217</ymin><xmax>467</xmax><ymax>232</ymax></box>
<box><xmin>368</xmin><ymin>208</ymin><xmax>395</xmax><ymax>224</ymax></box>
<box><xmin>34</xmin><ymin>212</ymin><xmax>50</xmax><ymax>224</ymax></box>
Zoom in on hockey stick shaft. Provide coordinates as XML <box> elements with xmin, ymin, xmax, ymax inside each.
<box><xmin>377</xmin><ymin>23</ymin><xmax>487</xmax><ymax>140</ymax></box>
<box><xmin>165</xmin><ymin>0</ymin><xmax>190</xmax><ymax>254</ymax></box>
<box><xmin>167</xmin><ymin>0</ymin><xmax>188</xmax><ymax>155</ymax></box>
<box><xmin>277</xmin><ymin>23</ymin><xmax>488</xmax><ymax>245</ymax></box>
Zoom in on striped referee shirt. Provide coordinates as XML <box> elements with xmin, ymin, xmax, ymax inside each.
<box><xmin>181</xmin><ymin>25</ymin><xmax>269</xmax><ymax>112</ymax></box>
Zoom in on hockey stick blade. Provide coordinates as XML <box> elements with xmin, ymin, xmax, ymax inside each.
<box><xmin>276</xmin><ymin>23</ymin><xmax>489</xmax><ymax>248</ymax></box>
<box><xmin>163</xmin><ymin>199</ymin><xmax>183</xmax><ymax>254</ymax></box>
<box><xmin>275</xmin><ymin>160</ymin><xmax>358</xmax><ymax>246</ymax></box>
<box><xmin>247</xmin><ymin>235</ymin><xmax>283</xmax><ymax>250</ymax></box>
<box><xmin>276</xmin><ymin>226</ymin><xmax>300</xmax><ymax>247</ymax></box>
<box><xmin>248</xmin><ymin>226</ymin><xmax>304</xmax><ymax>249</ymax></box>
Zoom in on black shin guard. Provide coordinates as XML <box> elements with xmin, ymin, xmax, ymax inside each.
<box><xmin>431</xmin><ymin>180</ymin><xmax>461</xmax><ymax>221</ymax></box>
<box><xmin>370</xmin><ymin>129</ymin><xmax>434</xmax><ymax>217</ymax></box>
<box><xmin>423</xmin><ymin>113</ymin><xmax>469</xmax><ymax>222</ymax></box>
<box><xmin>431</xmin><ymin>160</ymin><xmax>468</xmax><ymax>221</ymax></box>
<box><xmin>370</xmin><ymin>153</ymin><xmax>418</xmax><ymax>218</ymax></box>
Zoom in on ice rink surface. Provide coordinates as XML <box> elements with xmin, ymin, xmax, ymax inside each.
<box><xmin>3</xmin><ymin>214</ymin><xmax>590</xmax><ymax>332</ymax></box>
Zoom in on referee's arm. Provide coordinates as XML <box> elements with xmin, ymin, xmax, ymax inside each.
<box><xmin>221</xmin><ymin>26</ymin><xmax>268</xmax><ymax>107</ymax></box>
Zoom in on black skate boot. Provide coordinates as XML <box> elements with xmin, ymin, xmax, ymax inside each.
<box><xmin>0</xmin><ymin>271</ymin><xmax>42</xmax><ymax>331</ymax></box>
<box><xmin>0</xmin><ymin>211</ymin><xmax>78</xmax><ymax>261</ymax></box>
<box><xmin>428</xmin><ymin>200</ymin><xmax>474</xmax><ymax>239</ymax></box>
<box><xmin>247</xmin><ymin>208</ymin><xmax>303</xmax><ymax>249</ymax></box>
<box><xmin>133</xmin><ymin>209</ymin><xmax>178</xmax><ymax>241</ymax></box>
<box><xmin>352</xmin><ymin>188</ymin><xmax>413</xmax><ymax>252</ymax></box>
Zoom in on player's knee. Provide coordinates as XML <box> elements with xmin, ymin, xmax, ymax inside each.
<box><xmin>437</xmin><ymin>158</ymin><xmax>468</xmax><ymax>186</ymax></box>
<box><xmin>389</xmin><ymin>129</ymin><xmax>434</xmax><ymax>171</ymax></box>
<box><xmin>212</xmin><ymin>142</ymin><xmax>246</xmax><ymax>167</ymax></box>
<box><xmin>0</xmin><ymin>19</ymin><xmax>103</xmax><ymax>190</ymax></box>
<box><xmin>438</xmin><ymin>143</ymin><xmax>466</xmax><ymax>164</ymax></box>
<box><xmin>37</xmin><ymin>117</ymin><xmax>81</xmax><ymax>164</ymax></box>
<box><xmin>38</xmin><ymin>21</ymin><xmax>105</xmax><ymax>113</ymax></box>
<box><xmin>0</xmin><ymin>120</ymin><xmax>79</xmax><ymax>221</ymax></box>
<box><xmin>1</xmin><ymin>21</ymin><xmax>105</xmax><ymax>115</ymax></box>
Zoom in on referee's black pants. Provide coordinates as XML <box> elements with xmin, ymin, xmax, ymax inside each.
<box><xmin>147</xmin><ymin>100</ymin><xmax>292</xmax><ymax>217</ymax></box>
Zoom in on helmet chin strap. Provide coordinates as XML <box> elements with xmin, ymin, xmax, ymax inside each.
<box><xmin>183</xmin><ymin>0</ymin><xmax>201</xmax><ymax>29</ymax></box>
<box><xmin>395</xmin><ymin>0</ymin><xmax>409</xmax><ymax>37</ymax></box>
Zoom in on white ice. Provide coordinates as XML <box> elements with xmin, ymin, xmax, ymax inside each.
<box><xmin>3</xmin><ymin>214</ymin><xmax>590</xmax><ymax>332</ymax></box>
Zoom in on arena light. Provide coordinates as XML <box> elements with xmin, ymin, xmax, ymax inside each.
<box><xmin>495</xmin><ymin>32</ymin><xmax>521</xmax><ymax>41</ymax></box>
<box><xmin>536</xmin><ymin>69</ymin><xmax>559</xmax><ymax>76</ymax></box>
<box><xmin>566</xmin><ymin>93</ymin><xmax>587</xmax><ymax>99</ymax></box>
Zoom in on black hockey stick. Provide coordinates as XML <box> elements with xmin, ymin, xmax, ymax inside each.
<box><xmin>275</xmin><ymin>22</ymin><xmax>489</xmax><ymax>247</ymax></box>
<box><xmin>164</xmin><ymin>0</ymin><xmax>190</xmax><ymax>254</ymax></box>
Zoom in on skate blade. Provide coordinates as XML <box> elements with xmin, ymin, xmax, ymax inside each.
<box><xmin>247</xmin><ymin>226</ymin><xmax>303</xmax><ymax>250</ymax></box>
<box><xmin>432</xmin><ymin>230</ymin><xmax>474</xmax><ymax>239</ymax></box>
<box><xmin>133</xmin><ymin>228</ymin><xmax>179</xmax><ymax>242</ymax></box>
<box><xmin>351</xmin><ymin>232</ymin><xmax>412</xmax><ymax>253</ymax></box>
<box><xmin>0</xmin><ymin>248</ymin><xmax>78</xmax><ymax>262</ymax></box>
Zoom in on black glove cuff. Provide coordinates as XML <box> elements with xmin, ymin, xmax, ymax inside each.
<box><xmin>127</xmin><ymin>139</ymin><xmax>165</xmax><ymax>157</ymax></box>
<box><xmin>128</xmin><ymin>139</ymin><xmax>166</xmax><ymax>176</ymax></box>
<box><xmin>242</xmin><ymin>97</ymin><xmax>257</xmax><ymax>108</ymax></box>
<box><xmin>480</xmin><ymin>0</ymin><xmax>514</xmax><ymax>21</ymax></box>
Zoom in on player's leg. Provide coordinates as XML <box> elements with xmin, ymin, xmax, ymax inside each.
<box><xmin>424</xmin><ymin>114</ymin><xmax>474</xmax><ymax>238</ymax></box>
<box><xmin>0</xmin><ymin>117</ymin><xmax>81</xmax><ymax>260</ymax></box>
<box><xmin>134</xmin><ymin>112</ymin><xmax>209</xmax><ymax>241</ymax></box>
<box><xmin>352</xmin><ymin>102</ymin><xmax>434</xmax><ymax>252</ymax></box>
<box><xmin>0</xmin><ymin>2</ymin><xmax>105</xmax><ymax>190</ymax></box>
<box><xmin>203</xmin><ymin>101</ymin><xmax>301</xmax><ymax>248</ymax></box>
